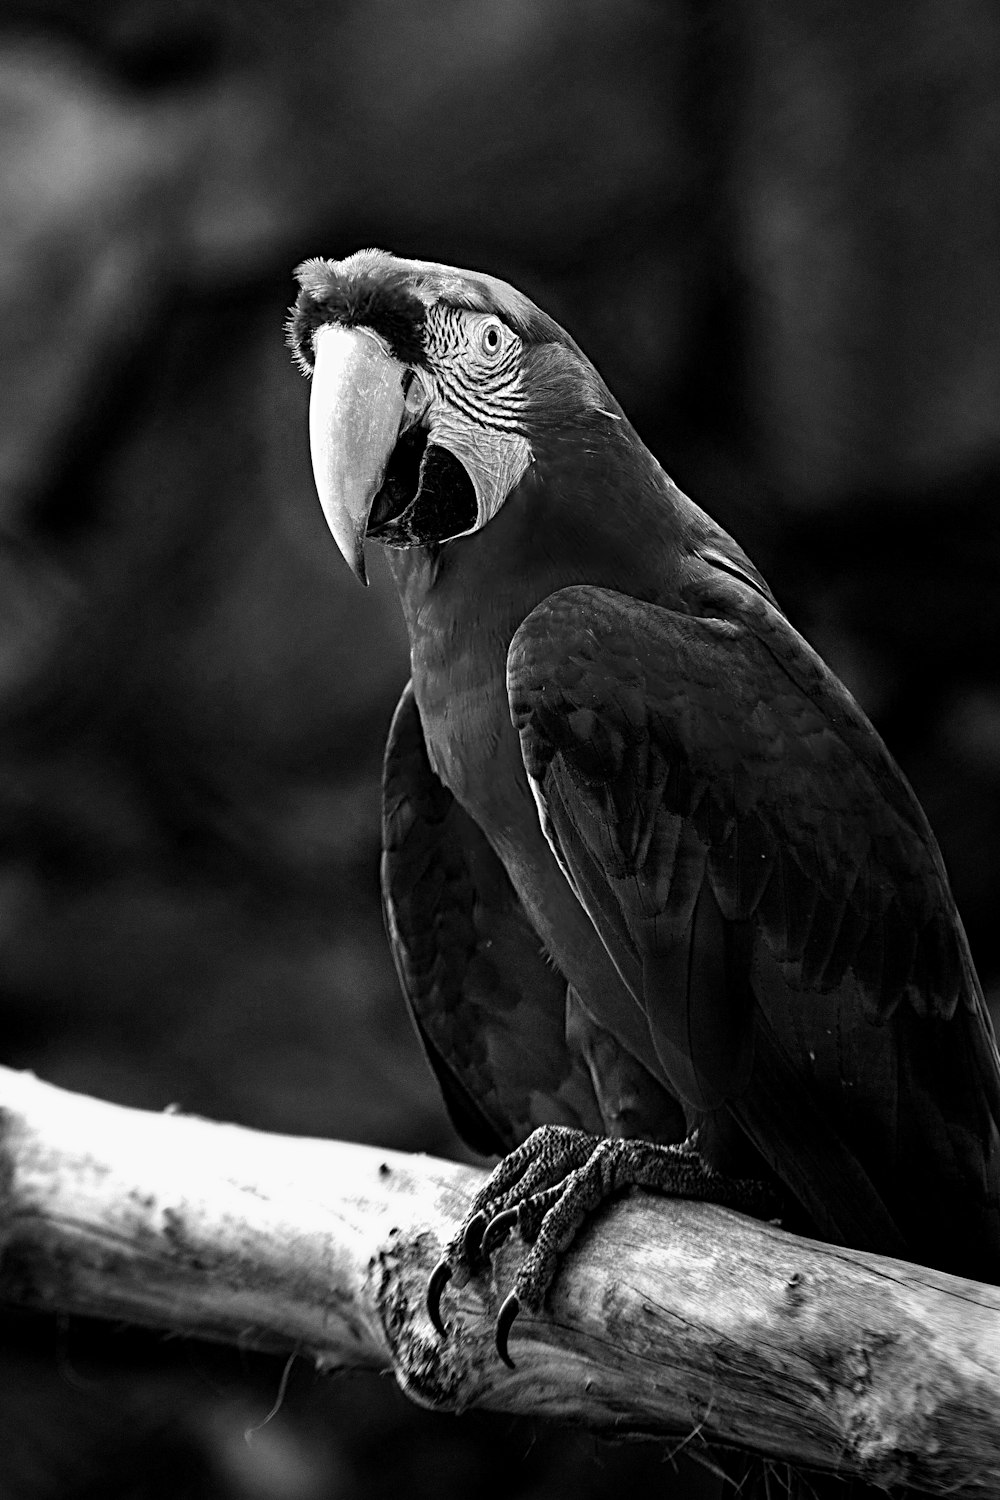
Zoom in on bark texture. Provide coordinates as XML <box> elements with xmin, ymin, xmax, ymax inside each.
<box><xmin>0</xmin><ymin>1067</ymin><xmax>997</xmax><ymax>1496</ymax></box>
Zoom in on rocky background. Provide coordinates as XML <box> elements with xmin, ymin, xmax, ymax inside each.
<box><xmin>1</xmin><ymin>2</ymin><xmax>999</xmax><ymax>1496</ymax></box>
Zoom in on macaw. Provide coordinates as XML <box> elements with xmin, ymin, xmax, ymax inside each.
<box><xmin>286</xmin><ymin>251</ymin><xmax>1000</xmax><ymax>1377</ymax></box>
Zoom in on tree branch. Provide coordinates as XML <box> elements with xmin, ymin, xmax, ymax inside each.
<box><xmin>0</xmin><ymin>1066</ymin><xmax>997</xmax><ymax>1494</ymax></box>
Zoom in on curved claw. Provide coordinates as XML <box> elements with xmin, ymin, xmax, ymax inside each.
<box><xmin>480</xmin><ymin>1205</ymin><xmax>520</xmax><ymax>1258</ymax></box>
<box><xmin>495</xmin><ymin>1291</ymin><xmax>521</xmax><ymax>1368</ymax></box>
<box><xmin>461</xmin><ymin>1210</ymin><xmax>488</xmax><ymax>1262</ymax></box>
<box><xmin>426</xmin><ymin>1256</ymin><xmax>453</xmax><ymax>1337</ymax></box>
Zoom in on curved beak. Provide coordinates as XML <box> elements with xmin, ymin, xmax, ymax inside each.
<box><xmin>307</xmin><ymin>323</ymin><xmax>407</xmax><ymax>585</ymax></box>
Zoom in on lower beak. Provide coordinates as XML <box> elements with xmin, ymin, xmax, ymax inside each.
<box><xmin>308</xmin><ymin>323</ymin><xmax>407</xmax><ymax>585</ymax></box>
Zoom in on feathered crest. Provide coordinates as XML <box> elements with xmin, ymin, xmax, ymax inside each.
<box><xmin>286</xmin><ymin>249</ymin><xmax>570</xmax><ymax>374</ymax></box>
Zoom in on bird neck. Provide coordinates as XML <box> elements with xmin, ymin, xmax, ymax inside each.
<box><xmin>384</xmin><ymin>426</ymin><xmax>720</xmax><ymax>825</ymax></box>
<box><xmin>387</xmin><ymin>423</ymin><xmax>699</xmax><ymax>652</ymax></box>
<box><xmin>382</xmin><ymin>428</ymin><xmax>715</xmax><ymax>824</ymax></box>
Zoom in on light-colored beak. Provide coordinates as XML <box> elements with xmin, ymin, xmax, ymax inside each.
<box><xmin>307</xmin><ymin>323</ymin><xmax>406</xmax><ymax>585</ymax></box>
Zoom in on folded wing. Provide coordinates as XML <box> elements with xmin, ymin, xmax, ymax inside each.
<box><xmin>382</xmin><ymin>682</ymin><xmax>605</xmax><ymax>1154</ymax></box>
<box><xmin>508</xmin><ymin>579</ymin><xmax>1000</xmax><ymax>1278</ymax></box>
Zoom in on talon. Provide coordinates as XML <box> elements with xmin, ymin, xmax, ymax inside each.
<box><xmin>462</xmin><ymin>1210</ymin><xmax>488</xmax><ymax>1262</ymax></box>
<box><xmin>495</xmin><ymin>1290</ymin><xmax>520</xmax><ymax>1368</ymax></box>
<box><xmin>481</xmin><ymin>1205</ymin><xmax>520</xmax><ymax>1257</ymax></box>
<box><xmin>426</xmin><ymin>1257</ymin><xmax>453</xmax><ymax>1337</ymax></box>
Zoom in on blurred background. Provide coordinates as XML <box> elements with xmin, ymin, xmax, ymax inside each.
<box><xmin>1</xmin><ymin>0</ymin><xmax>999</xmax><ymax>1495</ymax></box>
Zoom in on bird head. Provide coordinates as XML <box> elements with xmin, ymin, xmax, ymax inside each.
<box><xmin>286</xmin><ymin>249</ymin><xmax>618</xmax><ymax>584</ymax></box>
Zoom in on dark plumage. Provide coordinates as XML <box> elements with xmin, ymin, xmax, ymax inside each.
<box><xmin>293</xmin><ymin>249</ymin><xmax>1000</xmax><ymax>1404</ymax></box>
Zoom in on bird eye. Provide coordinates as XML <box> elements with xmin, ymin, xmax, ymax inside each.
<box><xmin>478</xmin><ymin>319</ymin><xmax>504</xmax><ymax>358</ymax></box>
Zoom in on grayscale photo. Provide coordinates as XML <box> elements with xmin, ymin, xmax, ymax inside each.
<box><xmin>0</xmin><ymin>3</ymin><xmax>998</xmax><ymax>1498</ymax></box>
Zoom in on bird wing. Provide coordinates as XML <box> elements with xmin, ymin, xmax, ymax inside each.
<box><xmin>382</xmin><ymin>681</ymin><xmax>604</xmax><ymax>1155</ymax></box>
<box><xmin>508</xmin><ymin>576</ymin><xmax>1000</xmax><ymax>1272</ymax></box>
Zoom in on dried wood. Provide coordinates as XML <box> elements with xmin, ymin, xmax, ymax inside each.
<box><xmin>0</xmin><ymin>1066</ymin><xmax>997</xmax><ymax>1495</ymax></box>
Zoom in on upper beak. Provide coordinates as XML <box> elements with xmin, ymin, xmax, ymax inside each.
<box><xmin>308</xmin><ymin>323</ymin><xmax>407</xmax><ymax>585</ymax></box>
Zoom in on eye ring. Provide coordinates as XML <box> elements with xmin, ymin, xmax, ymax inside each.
<box><xmin>478</xmin><ymin>318</ymin><xmax>505</xmax><ymax>358</ymax></box>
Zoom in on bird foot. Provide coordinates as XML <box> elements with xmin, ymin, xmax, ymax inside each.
<box><xmin>427</xmin><ymin>1123</ymin><xmax>780</xmax><ymax>1366</ymax></box>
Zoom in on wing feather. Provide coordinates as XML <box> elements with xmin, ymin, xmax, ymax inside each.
<box><xmin>508</xmin><ymin>581</ymin><xmax>1000</xmax><ymax>1275</ymax></box>
<box><xmin>382</xmin><ymin>681</ymin><xmax>603</xmax><ymax>1153</ymax></box>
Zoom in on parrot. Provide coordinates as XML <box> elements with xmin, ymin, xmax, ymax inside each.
<box><xmin>286</xmin><ymin>249</ymin><xmax>1000</xmax><ymax>1408</ymax></box>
